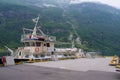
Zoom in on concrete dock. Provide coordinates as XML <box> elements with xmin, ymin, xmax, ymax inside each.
<box><xmin>0</xmin><ymin>57</ymin><xmax>120</xmax><ymax>80</ymax></box>
<box><xmin>28</xmin><ymin>57</ymin><xmax>115</xmax><ymax>72</ymax></box>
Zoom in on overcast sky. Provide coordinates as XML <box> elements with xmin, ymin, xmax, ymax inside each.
<box><xmin>71</xmin><ymin>0</ymin><xmax>120</xmax><ymax>9</ymax></box>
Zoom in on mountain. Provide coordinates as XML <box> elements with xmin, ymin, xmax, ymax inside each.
<box><xmin>68</xmin><ymin>3</ymin><xmax>120</xmax><ymax>55</ymax></box>
<box><xmin>0</xmin><ymin>0</ymin><xmax>120</xmax><ymax>56</ymax></box>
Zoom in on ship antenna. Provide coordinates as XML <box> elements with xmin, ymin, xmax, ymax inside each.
<box><xmin>35</xmin><ymin>16</ymin><xmax>39</xmax><ymax>27</ymax></box>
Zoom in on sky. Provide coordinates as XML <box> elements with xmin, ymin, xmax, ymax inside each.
<box><xmin>70</xmin><ymin>0</ymin><xmax>120</xmax><ymax>9</ymax></box>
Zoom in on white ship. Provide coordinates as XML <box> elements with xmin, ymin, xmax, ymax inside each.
<box><xmin>14</xmin><ymin>16</ymin><xmax>57</xmax><ymax>60</ymax></box>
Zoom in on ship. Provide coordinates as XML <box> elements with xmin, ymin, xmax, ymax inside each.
<box><xmin>13</xmin><ymin>16</ymin><xmax>58</xmax><ymax>62</ymax></box>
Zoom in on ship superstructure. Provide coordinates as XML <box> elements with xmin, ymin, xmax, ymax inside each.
<box><xmin>15</xmin><ymin>16</ymin><xmax>56</xmax><ymax>59</ymax></box>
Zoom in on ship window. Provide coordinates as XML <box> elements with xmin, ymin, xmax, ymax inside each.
<box><xmin>44</xmin><ymin>44</ymin><xmax>46</xmax><ymax>46</ymax></box>
<box><xmin>34</xmin><ymin>55</ymin><xmax>39</xmax><ymax>58</ymax></box>
<box><xmin>36</xmin><ymin>42</ymin><xmax>41</xmax><ymax>46</ymax></box>
<box><xmin>25</xmin><ymin>42</ymin><xmax>30</xmax><ymax>46</ymax></box>
<box><xmin>19</xmin><ymin>52</ymin><xmax>22</xmax><ymax>56</ymax></box>
<box><xmin>47</xmin><ymin>43</ymin><xmax>50</xmax><ymax>47</ymax></box>
<box><xmin>30</xmin><ymin>42</ymin><xmax>35</xmax><ymax>46</ymax></box>
<box><xmin>25</xmin><ymin>55</ymin><xmax>29</xmax><ymax>58</ymax></box>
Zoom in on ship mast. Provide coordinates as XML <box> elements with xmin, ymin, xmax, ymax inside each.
<box><xmin>31</xmin><ymin>16</ymin><xmax>39</xmax><ymax>39</ymax></box>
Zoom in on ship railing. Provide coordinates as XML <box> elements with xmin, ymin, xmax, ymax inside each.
<box><xmin>45</xmin><ymin>35</ymin><xmax>56</xmax><ymax>42</ymax></box>
<box><xmin>21</xmin><ymin>34</ymin><xmax>31</xmax><ymax>41</ymax></box>
<box><xmin>21</xmin><ymin>34</ymin><xmax>56</xmax><ymax>42</ymax></box>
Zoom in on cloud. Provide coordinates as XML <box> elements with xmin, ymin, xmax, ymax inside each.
<box><xmin>70</xmin><ymin>0</ymin><xmax>120</xmax><ymax>9</ymax></box>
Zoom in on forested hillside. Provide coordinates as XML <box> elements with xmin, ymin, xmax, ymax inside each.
<box><xmin>0</xmin><ymin>0</ymin><xmax>120</xmax><ymax>55</ymax></box>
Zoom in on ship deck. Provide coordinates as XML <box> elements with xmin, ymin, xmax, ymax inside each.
<box><xmin>0</xmin><ymin>57</ymin><xmax>120</xmax><ymax>80</ymax></box>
